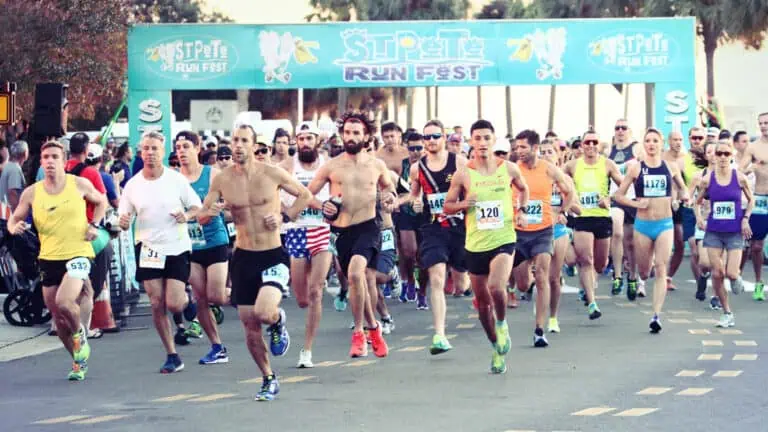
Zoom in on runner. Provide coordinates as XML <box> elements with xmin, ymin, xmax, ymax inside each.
<box><xmin>307</xmin><ymin>111</ymin><xmax>394</xmax><ymax>359</ymax></box>
<box><xmin>696</xmin><ymin>140</ymin><xmax>753</xmax><ymax>328</ymax></box>
<box><xmin>201</xmin><ymin>123</ymin><xmax>312</xmax><ymax>401</ymax></box>
<box><xmin>403</xmin><ymin>119</ymin><xmax>471</xmax><ymax>354</ymax></box>
<box><xmin>512</xmin><ymin>130</ymin><xmax>573</xmax><ymax>345</ymax></box>
<box><xmin>564</xmin><ymin>130</ymin><xmax>624</xmax><ymax>319</ymax></box>
<box><xmin>376</xmin><ymin>122</ymin><xmax>409</xmax><ymax>175</ymax></box>
<box><xmin>681</xmin><ymin>127</ymin><xmax>709</xmax><ymax>300</ymax></box>
<box><xmin>443</xmin><ymin>119</ymin><xmax>528</xmax><ymax>373</ymax></box>
<box><xmin>175</xmin><ymin>131</ymin><xmax>230</xmax><ymax>365</ymax></box>
<box><xmin>615</xmin><ymin>128</ymin><xmax>689</xmax><ymax>332</ymax></box>
<box><xmin>8</xmin><ymin>140</ymin><xmax>108</xmax><ymax>380</ymax></box>
<box><xmin>662</xmin><ymin>131</ymin><xmax>689</xmax><ymax>291</ymax></box>
<box><xmin>279</xmin><ymin>122</ymin><xmax>333</xmax><ymax>368</ymax></box>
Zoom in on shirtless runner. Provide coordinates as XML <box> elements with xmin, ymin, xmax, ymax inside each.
<box><xmin>201</xmin><ymin>124</ymin><xmax>313</xmax><ymax>401</ymax></box>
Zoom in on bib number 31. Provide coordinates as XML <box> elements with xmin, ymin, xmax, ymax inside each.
<box><xmin>65</xmin><ymin>257</ymin><xmax>91</xmax><ymax>280</ymax></box>
<box><xmin>140</xmin><ymin>244</ymin><xmax>166</xmax><ymax>269</ymax></box>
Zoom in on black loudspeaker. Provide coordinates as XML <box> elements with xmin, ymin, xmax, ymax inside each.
<box><xmin>33</xmin><ymin>83</ymin><xmax>68</xmax><ymax>138</ymax></box>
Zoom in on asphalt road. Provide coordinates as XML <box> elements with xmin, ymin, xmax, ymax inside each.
<box><xmin>1</xmin><ymin>260</ymin><xmax>766</xmax><ymax>432</ymax></box>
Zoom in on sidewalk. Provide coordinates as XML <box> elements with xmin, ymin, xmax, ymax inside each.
<box><xmin>0</xmin><ymin>294</ymin><xmax>62</xmax><ymax>362</ymax></box>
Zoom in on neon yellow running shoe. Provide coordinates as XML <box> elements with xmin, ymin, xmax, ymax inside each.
<box><xmin>72</xmin><ymin>328</ymin><xmax>90</xmax><ymax>363</ymax></box>
<box><xmin>494</xmin><ymin>320</ymin><xmax>511</xmax><ymax>355</ymax></box>
<box><xmin>490</xmin><ymin>349</ymin><xmax>506</xmax><ymax>374</ymax></box>
<box><xmin>547</xmin><ymin>317</ymin><xmax>561</xmax><ymax>333</ymax></box>
<box><xmin>754</xmin><ymin>282</ymin><xmax>765</xmax><ymax>301</ymax></box>
<box><xmin>429</xmin><ymin>334</ymin><xmax>453</xmax><ymax>355</ymax></box>
<box><xmin>67</xmin><ymin>361</ymin><xmax>87</xmax><ymax>381</ymax></box>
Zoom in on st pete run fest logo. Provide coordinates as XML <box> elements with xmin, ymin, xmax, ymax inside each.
<box><xmin>334</xmin><ymin>29</ymin><xmax>493</xmax><ymax>84</ymax></box>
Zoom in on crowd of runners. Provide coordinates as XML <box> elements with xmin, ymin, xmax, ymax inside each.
<box><xmin>7</xmin><ymin>110</ymin><xmax>768</xmax><ymax>401</ymax></box>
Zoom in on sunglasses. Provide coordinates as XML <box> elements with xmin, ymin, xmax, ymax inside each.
<box><xmin>255</xmin><ymin>148</ymin><xmax>270</xmax><ymax>155</ymax></box>
<box><xmin>494</xmin><ymin>151</ymin><xmax>509</xmax><ymax>157</ymax></box>
<box><xmin>690</xmin><ymin>136</ymin><xmax>705</xmax><ymax>140</ymax></box>
<box><xmin>408</xmin><ymin>146</ymin><xmax>424</xmax><ymax>152</ymax></box>
<box><xmin>170</xmin><ymin>162</ymin><xmax>180</xmax><ymax>168</ymax></box>
<box><xmin>615</xmin><ymin>126</ymin><xmax>628</xmax><ymax>131</ymax></box>
<box><xmin>219</xmin><ymin>156</ymin><xmax>231</xmax><ymax>161</ymax></box>
<box><xmin>582</xmin><ymin>139</ymin><xmax>599</xmax><ymax>146</ymax></box>
<box><xmin>425</xmin><ymin>133</ymin><xmax>443</xmax><ymax>141</ymax></box>
<box><xmin>715</xmin><ymin>151</ymin><xmax>732</xmax><ymax>157</ymax></box>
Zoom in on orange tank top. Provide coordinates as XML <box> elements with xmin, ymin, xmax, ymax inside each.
<box><xmin>517</xmin><ymin>160</ymin><xmax>554</xmax><ymax>231</ymax></box>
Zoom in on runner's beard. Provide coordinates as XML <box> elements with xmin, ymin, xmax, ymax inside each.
<box><xmin>344</xmin><ymin>139</ymin><xmax>364</xmax><ymax>155</ymax></box>
<box><xmin>298</xmin><ymin>147</ymin><xmax>318</xmax><ymax>163</ymax></box>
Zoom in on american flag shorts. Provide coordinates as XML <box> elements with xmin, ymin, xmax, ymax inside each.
<box><xmin>285</xmin><ymin>226</ymin><xmax>332</xmax><ymax>259</ymax></box>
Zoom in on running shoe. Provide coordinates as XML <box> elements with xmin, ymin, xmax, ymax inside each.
<box><xmin>494</xmin><ymin>320</ymin><xmax>511</xmax><ymax>355</ymax></box>
<box><xmin>507</xmin><ymin>291</ymin><xmax>519</xmax><ymax>308</ymax></box>
<box><xmin>578</xmin><ymin>288</ymin><xmax>587</xmax><ymax>305</ymax></box>
<box><xmin>67</xmin><ymin>360</ymin><xmax>87</xmax><ymax>381</ymax></box>
<box><xmin>406</xmin><ymin>283</ymin><xmax>417</xmax><ymax>302</ymax></box>
<box><xmin>588</xmin><ymin>302</ymin><xmax>602</xmax><ymax>320</ymax></box>
<box><xmin>199</xmin><ymin>345</ymin><xmax>229</xmax><ymax>365</ymax></box>
<box><xmin>666</xmin><ymin>277</ymin><xmax>676</xmax><ymax>291</ymax></box>
<box><xmin>716</xmin><ymin>312</ymin><xmax>735</xmax><ymax>328</ymax></box>
<box><xmin>564</xmin><ymin>264</ymin><xmax>577</xmax><ymax>277</ymax></box>
<box><xmin>611</xmin><ymin>276</ymin><xmax>623</xmax><ymax>295</ymax></box>
<box><xmin>754</xmin><ymin>281</ymin><xmax>765</xmax><ymax>301</ymax></box>
<box><xmin>211</xmin><ymin>305</ymin><xmax>224</xmax><ymax>325</ymax></box>
<box><xmin>381</xmin><ymin>316</ymin><xmax>395</xmax><ymax>335</ymax></box>
<box><xmin>390</xmin><ymin>268</ymin><xmax>402</xmax><ymax>298</ymax></box>
<box><xmin>490</xmin><ymin>349</ymin><xmax>506</xmax><ymax>374</ymax></box>
<box><xmin>174</xmin><ymin>327</ymin><xmax>190</xmax><ymax>346</ymax></box>
<box><xmin>297</xmin><ymin>349</ymin><xmax>314</xmax><ymax>368</ymax></box>
<box><xmin>268</xmin><ymin>308</ymin><xmax>290</xmax><ymax>356</ymax></box>
<box><xmin>637</xmin><ymin>279</ymin><xmax>647</xmax><ymax>297</ymax></box>
<box><xmin>533</xmin><ymin>327</ymin><xmax>548</xmax><ymax>348</ymax></box>
<box><xmin>349</xmin><ymin>330</ymin><xmax>368</xmax><ymax>358</ymax></box>
<box><xmin>710</xmin><ymin>296</ymin><xmax>723</xmax><ymax>311</ymax></box>
<box><xmin>398</xmin><ymin>282</ymin><xmax>410</xmax><ymax>303</ymax></box>
<box><xmin>382</xmin><ymin>283</ymin><xmax>392</xmax><ymax>299</ymax></box>
<box><xmin>731</xmin><ymin>276</ymin><xmax>744</xmax><ymax>295</ymax></box>
<box><xmin>254</xmin><ymin>375</ymin><xmax>279</xmax><ymax>401</ymax></box>
<box><xmin>416</xmin><ymin>294</ymin><xmax>429</xmax><ymax>310</ymax></box>
<box><xmin>368</xmin><ymin>323</ymin><xmax>389</xmax><ymax>358</ymax></box>
<box><xmin>695</xmin><ymin>276</ymin><xmax>707</xmax><ymax>301</ymax></box>
<box><xmin>547</xmin><ymin>317</ymin><xmax>560</xmax><ymax>334</ymax></box>
<box><xmin>72</xmin><ymin>326</ymin><xmax>90</xmax><ymax>364</ymax></box>
<box><xmin>649</xmin><ymin>314</ymin><xmax>662</xmax><ymax>334</ymax></box>
<box><xmin>626</xmin><ymin>279</ymin><xmax>638</xmax><ymax>301</ymax></box>
<box><xmin>160</xmin><ymin>354</ymin><xmax>184</xmax><ymax>374</ymax></box>
<box><xmin>334</xmin><ymin>294</ymin><xmax>348</xmax><ymax>311</ymax></box>
<box><xmin>185</xmin><ymin>320</ymin><xmax>203</xmax><ymax>339</ymax></box>
<box><xmin>430</xmin><ymin>334</ymin><xmax>452</xmax><ymax>355</ymax></box>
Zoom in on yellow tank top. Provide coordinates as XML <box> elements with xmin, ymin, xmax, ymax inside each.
<box><xmin>33</xmin><ymin>175</ymin><xmax>95</xmax><ymax>260</ymax></box>
<box><xmin>572</xmin><ymin>156</ymin><xmax>610</xmax><ymax>218</ymax></box>
<box><xmin>683</xmin><ymin>153</ymin><xmax>699</xmax><ymax>187</ymax></box>
<box><xmin>465</xmin><ymin>160</ymin><xmax>516</xmax><ymax>252</ymax></box>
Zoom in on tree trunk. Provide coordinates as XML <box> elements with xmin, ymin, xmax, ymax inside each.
<box><xmin>406</xmin><ymin>88</ymin><xmax>414</xmax><ymax>129</ymax></box>
<box><xmin>337</xmin><ymin>88</ymin><xmax>348</xmax><ymax>120</ymax></box>
<box><xmin>393</xmin><ymin>89</ymin><xmax>399</xmax><ymax>125</ymax></box>
<box><xmin>645</xmin><ymin>83</ymin><xmax>654</xmax><ymax>129</ymax></box>
<box><xmin>434</xmin><ymin>86</ymin><xmax>439</xmax><ymax>119</ymax></box>
<box><xmin>704</xmin><ymin>32</ymin><xmax>717</xmax><ymax>98</ymax></box>
<box><xmin>236</xmin><ymin>89</ymin><xmax>248</xmax><ymax>113</ymax></box>
<box><xmin>426</xmin><ymin>86</ymin><xmax>431</xmax><ymax>120</ymax></box>
<box><xmin>476</xmin><ymin>86</ymin><xmax>482</xmax><ymax>119</ymax></box>
<box><xmin>588</xmin><ymin>84</ymin><xmax>595</xmax><ymax>129</ymax></box>
<box><xmin>505</xmin><ymin>86</ymin><xmax>512</xmax><ymax>137</ymax></box>
<box><xmin>548</xmin><ymin>85</ymin><xmax>556</xmax><ymax>132</ymax></box>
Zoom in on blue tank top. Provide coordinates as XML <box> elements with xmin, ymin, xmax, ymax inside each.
<box><xmin>189</xmin><ymin>165</ymin><xmax>228</xmax><ymax>250</ymax></box>
<box><xmin>635</xmin><ymin>161</ymin><xmax>672</xmax><ymax>198</ymax></box>
<box><xmin>706</xmin><ymin>169</ymin><xmax>743</xmax><ymax>233</ymax></box>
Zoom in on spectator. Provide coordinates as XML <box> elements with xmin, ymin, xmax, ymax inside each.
<box><xmin>216</xmin><ymin>146</ymin><xmax>232</xmax><ymax>169</ymax></box>
<box><xmin>115</xmin><ymin>142</ymin><xmax>134</xmax><ymax>188</ymax></box>
<box><xmin>0</xmin><ymin>140</ymin><xmax>29</xmax><ymax>211</ymax></box>
<box><xmin>85</xmin><ymin>143</ymin><xmax>119</xmax><ymax>208</ymax></box>
<box><xmin>65</xmin><ymin>133</ymin><xmax>107</xmax><ymax>222</ymax></box>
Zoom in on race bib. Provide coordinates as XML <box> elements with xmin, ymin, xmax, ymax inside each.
<box><xmin>262</xmin><ymin>263</ymin><xmax>290</xmax><ymax>288</ymax></box>
<box><xmin>475</xmin><ymin>200</ymin><xmax>504</xmax><ymax>230</ymax></box>
<box><xmin>139</xmin><ymin>244</ymin><xmax>166</xmax><ymax>269</ymax></box>
<box><xmin>579</xmin><ymin>192</ymin><xmax>600</xmax><ymax>209</ymax></box>
<box><xmin>297</xmin><ymin>207</ymin><xmax>324</xmax><ymax>225</ymax></box>
<box><xmin>551</xmin><ymin>191</ymin><xmax>562</xmax><ymax>207</ymax></box>
<box><xmin>187</xmin><ymin>222</ymin><xmax>205</xmax><ymax>247</ymax></box>
<box><xmin>643</xmin><ymin>174</ymin><xmax>668</xmax><ymax>197</ymax></box>
<box><xmin>426</xmin><ymin>193</ymin><xmax>446</xmax><ymax>215</ymax></box>
<box><xmin>712</xmin><ymin>202</ymin><xmax>736</xmax><ymax>220</ymax></box>
<box><xmin>227</xmin><ymin>222</ymin><xmax>237</xmax><ymax>237</ymax></box>
<box><xmin>525</xmin><ymin>200</ymin><xmax>543</xmax><ymax>225</ymax></box>
<box><xmin>754</xmin><ymin>195</ymin><xmax>768</xmax><ymax>215</ymax></box>
<box><xmin>65</xmin><ymin>257</ymin><xmax>91</xmax><ymax>280</ymax></box>
<box><xmin>381</xmin><ymin>229</ymin><xmax>395</xmax><ymax>251</ymax></box>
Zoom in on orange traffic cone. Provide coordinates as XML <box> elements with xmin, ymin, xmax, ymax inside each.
<box><xmin>91</xmin><ymin>283</ymin><xmax>119</xmax><ymax>332</ymax></box>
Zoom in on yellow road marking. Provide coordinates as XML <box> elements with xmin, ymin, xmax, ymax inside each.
<box><xmin>668</xmin><ymin>318</ymin><xmax>692</xmax><ymax>324</ymax></box>
<box><xmin>342</xmin><ymin>360</ymin><xmax>377</xmax><ymax>367</ymax></box>
<box><xmin>446</xmin><ymin>334</ymin><xmax>458</xmax><ymax>340</ymax></box>
<box><xmin>697</xmin><ymin>354</ymin><xmax>722</xmax><ymax>361</ymax></box>
<box><xmin>701</xmin><ymin>340</ymin><xmax>724</xmax><ymax>347</ymax></box>
<box><xmin>614</xmin><ymin>302</ymin><xmax>637</xmax><ymax>308</ymax></box>
<box><xmin>713</xmin><ymin>370</ymin><xmax>742</xmax><ymax>377</ymax></box>
<box><xmin>641</xmin><ymin>310</ymin><xmax>654</xmax><ymax>315</ymax></box>
<box><xmin>718</xmin><ymin>329</ymin><xmax>742</xmax><ymax>335</ymax></box>
<box><xmin>72</xmin><ymin>415</ymin><xmax>130</xmax><ymax>425</ymax></box>
<box><xmin>467</xmin><ymin>313</ymin><xmax>479</xmax><ymax>319</ymax></box>
<box><xmin>152</xmin><ymin>393</ymin><xmax>201</xmax><ymax>402</ymax></box>
<box><xmin>447</xmin><ymin>314</ymin><xmax>460</xmax><ymax>319</ymax></box>
<box><xmin>33</xmin><ymin>415</ymin><xmax>92</xmax><ymax>425</ymax></box>
<box><xmin>636</xmin><ymin>387</ymin><xmax>673</xmax><ymax>395</ymax></box>
<box><xmin>733</xmin><ymin>354</ymin><xmax>758</xmax><ymax>361</ymax></box>
<box><xmin>676</xmin><ymin>387</ymin><xmax>713</xmax><ymax>396</ymax></box>
<box><xmin>733</xmin><ymin>340</ymin><xmax>757</xmax><ymax>347</ymax></box>
<box><xmin>281</xmin><ymin>375</ymin><xmax>316</xmax><ymax>383</ymax></box>
<box><xmin>689</xmin><ymin>329</ymin><xmax>711</xmax><ymax>335</ymax></box>
<box><xmin>614</xmin><ymin>408</ymin><xmax>658</xmax><ymax>417</ymax></box>
<box><xmin>594</xmin><ymin>295</ymin><xmax>610</xmax><ymax>300</ymax></box>
<box><xmin>696</xmin><ymin>318</ymin><xmax>719</xmax><ymax>324</ymax></box>
<box><xmin>571</xmin><ymin>407</ymin><xmax>616</xmax><ymax>416</ymax></box>
<box><xmin>187</xmin><ymin>393</ymin><xmax>238</xmax><ymax>402</ymax></box>
<box><xmin>403</xmin><ymin>335</ymin><xmax>429</xmax><ymax>341</ymax></box>
<box><xmin>397</xmin><ymin>346</ymin><xmax>426</xmax><ymax>352</ymax></box>
<box><xmin>668</xmin><ymin>310</ymin><xmax>693</xmax><ymax>315</ymax></box>
<box><xmin>314</xmin><ymin>360</ymin><xmax>346</xmax><ymax>367</ymax></box>
<box><xmin>676</xmin><ymin>370</ymin><xmax>705</xmax><ymax>377</ymax></box>
<box><xmin>457</xmin><ymin>323</ymin><xmax>476</xmax><ymax>329</ymax></box>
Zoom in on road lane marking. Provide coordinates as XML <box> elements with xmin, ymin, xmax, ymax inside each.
<box><xmin>701</xmin><ymin>340</ymin><xmax>724</xmax><ymax>347</ymax></box>
<box><xmin>668</xmin><ymin>310</ymin><xmax>693</xmax><ymax>315</ymax></box>
<box><xmin>713</xmin><ymin>370</ymin><xmax>742</xmax><ymax>377</ymax></box>
<box><xmin>668</xmin><ymin>318</ymin><xmax>692</xmax><ymax>324</ymax></box>
<box><xmin>571</xmin><ymin>407</ymin><xmax>616</xmax><ymax>416</ymax></box>
<box><xmin>614</xmin><ymin>302</ymin><xmax>637</xmax><ymax>308</ymax></box>
<box><xmin>447</xmin><ymin>314</ymin><xmax>460</xmax><ymax>319</ymax></box>
<box><xmin>636</xmin><ymin>387</ymin><xmax>673</xmax><ymax>395</ymax></box>
<box><xmin>733</xmin><ymin>340</ymin><xmax>757</xmax><ymax>347</ymax></box>
<box><xmin>152</xmin><ymin>394</ymin><xmax>201</xmax><ymax>402</ymax></box>
<box><xmin>594</xmin><ymin>295</ymin><xmax>610</xmax><ymax>300</ymax></box>
<box><xmin>696</xmin><ymin>318</ymin><xmax>719</xmax><ymax>324</ymax></box>
<box><xmin>733</xmin><ymin>354</ymin><xmax>758</xmax><ymax>361</ymax></box>
<box><xmin>676</xmin><ymin>387</ymin><xmax>713</xmax><ymax>396</ymax></box>
<box><xmin>402</xmin><ymin>335</ymin><xmax>429</xmax><ymax>341</ymax></box>
<box><xmin>188</xmin><ymin>393</ymin><xmax>238</xmax><ymax>402</ymax></box>
<box><xmin>446</xmin><ymin>334</ymin><xmax>458</xmax><ymax>340</ymax></box>
<box><xmin>314</xmin><ymin>361</ymin><xmax>346</xmax><ymax>367</ymax></box>
<box><xmin>689</xmin><ymin>329</ymin><xmax>711</xmax><ymax>335</ymax></box>
<box><xmin>467</xmin><ymin>313</ymin><xmax>479</xmax><ymax>319</ymax></box>
<box><xmin>342</xmin><ymin>360</ymin><xmax>377</xmax><ymax>367</ymax></box>
<box><xmin>72</xmin><ymin>415</ymin><xmax>130</xmax><ymax>425</ymax></box>
<box><xmin>697</xmin><ymin>354</ymin><xmax>722</xmax><ymax>361</ymax></box>
<box><xmin>676</xmin><ymin>370</ymin><xmax>705</xmax><ymax>377</ymax></box>
<box><xmin>718</xmin><ymin>329</ymin><xmax>742</xmax><ymax>335</ymax></box>
<box><xmin>457</xmin><ymin>323</ymin><xmax>476</xmax><ymax>329</ymax></box>
<box><xmin>614</xmin><ymin>408</ymin><xmax>658</xmax><ymax>417</ymax></box>
<box><xmin>397</xmin><ymin>346</ymin><xmax>426</xmax><ymax>352</ymax></box>
<box><xmin>33</xmin><ymin>415</ymin><xmax>92</xmax><ymax>425</ymax></box>
<box><xmin>280</xmin><ymin>375</ymin><xmax>316</xmax><ymax>383</ymax></box>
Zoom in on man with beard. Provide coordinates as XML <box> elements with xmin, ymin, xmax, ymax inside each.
<box><xmin>278</xmin><ymin>122</ymin><xmax>332</xmax><ymax>368</ymax></box>
<box><xmin>308</xmin><ymin>112</ymin><xmax>396</xmax><ymax>358</ymax></box>
<box><xmin>376</xmin><ymin>122</ymin><xmax>409</xmax><ymax>175</ymax></box>
<box><xmin>200</xmin><ymin>124</ymin><xmax>312</xmax><ymax>401</ymax></box>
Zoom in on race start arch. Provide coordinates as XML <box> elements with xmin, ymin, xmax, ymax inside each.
<box><xmin>127</xmin><ymin>17</ymin><xmax>696</xmax><ymax>155</ymax></box>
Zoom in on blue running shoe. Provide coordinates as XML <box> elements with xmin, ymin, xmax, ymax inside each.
<box><xmin>199</xmin><ymin>345</ymin><xmax>229</xmax><ymax>365</ymax></box>
<box><xmin>334</xmin><ymin>294</ymin><xmax>348</xmax><ymax>311</ymax></box>
<box><xmin>160</xmin><ymin>354</ymin><xmax>184</xmax><ymax>374</ymax></box>
<box><xmin>399</xmin><ymin>282</ymin><xmax>409</xmax><ymax>303</ymax></box>
<box><xmin>268</xmin><ymin>309</ymin><xmax>290</xmax><ymax>356</ymax></box>
<box><xmin>382</xmin><ymin>283</ymin><xmax>392</xmax><ymax>299</ymax></box>
<box><xmin>255</xmin><ymin>375</ymin><xmax>280</xmax><ymax>401</ymax></box>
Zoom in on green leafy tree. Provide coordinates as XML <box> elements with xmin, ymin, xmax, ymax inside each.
<box><xmin>130</xmin><ymin>0</ymin><xmax>232</xmax><ymax>23</ymax></box>
<box><xmin>475</xmin><ymin>0</ymin><xmax>532</xmax><ymax>19</ymax></box>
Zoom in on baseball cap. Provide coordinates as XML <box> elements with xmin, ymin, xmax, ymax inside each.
<box><xmin>492</xmin><ymin>139</ymin><xmax>511</xmax><ymax>153</ymax></box>
<box><xmin>217</xmin><ymin>146</ymin><xmax>232</xmax><ymax>157</ymax></box>
<box><xmin>448</xmin><ymin>133</ymin><xmax>462</xmax><ymax>143</ymax></box>
<box><xmin>295</xmin><ymin>121</ymin><xmax>320</xmax><ymax>136</ymax></box>
<box><xmin>707</xmin><ymin>127</ymin><xmax>720</xmax><ymax>137</ymax></box>
<box><xmin>86</xmin><ymin>143</ymin><xmax>103</xmax><ymax>161</ymax></box>
<box><xmin>69</xmin><ymin>132</ymin><xmax>90</xmax><ymax>154</ymax></box>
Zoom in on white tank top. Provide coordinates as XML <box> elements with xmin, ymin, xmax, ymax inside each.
<box><xmin>282</xmin><ymin>155</ymin><xmax>330</xmax><ymax>228</ymax></box>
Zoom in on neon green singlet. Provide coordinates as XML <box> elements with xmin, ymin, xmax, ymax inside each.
<box><xmin>465</xmin><ymin>160</ymin><xmax>516</xmax><ymax>253</ymax></box>
<box><xmin>572</xmin><ymin>156</ymin><xmax>610</xmax><ymax>218</ymax></box>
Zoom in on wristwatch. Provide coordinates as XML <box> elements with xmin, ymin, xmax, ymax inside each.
<box><xmin>89</xmin><ymin>222</ymin><xmax>101</xmax><ymax>230</ymax></box>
